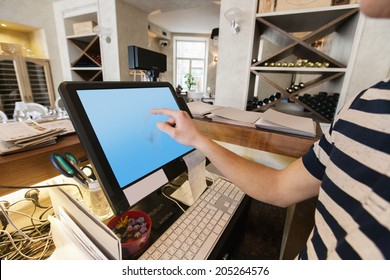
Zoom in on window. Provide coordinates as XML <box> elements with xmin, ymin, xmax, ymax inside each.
<box><xmin>174</xmin><ymin>37</ymin><xmax>208</xmax><ymax>92</ymax></box>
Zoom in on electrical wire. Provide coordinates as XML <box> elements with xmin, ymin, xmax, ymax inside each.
<box><xmin>161</xmin><ymin>185</ymin><xmax>186</xmax><ymax>213</ymax></box>
<box><xmin>0</xmin><ymin>196</ymin><xmax>55</xmax><ymax>260</ymax></box>
<box><xmin>0</xmin><ymin>183</ymin><xmax>84</xmax><ymax>199</ymax></box>
<box><xmin>160</xmin><ymin>170</ymin><xmax>217</xmax><ymax>213</ymax></box>
<box><xmin>0</xmin><ymin>183</ymin><xmax>83</xmax><ymax>195</ymax></box>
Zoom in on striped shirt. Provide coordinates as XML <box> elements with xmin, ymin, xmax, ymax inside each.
<box><xmin>300</xmin><ymin>79</ymin><xmax>390</xmax><ymax>259</ymax></box>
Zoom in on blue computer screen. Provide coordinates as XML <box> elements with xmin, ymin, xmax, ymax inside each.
<box><xmin>77</xmin><ymin>87</ymin><xmax>193</xmax><ymax>188</ymax></box>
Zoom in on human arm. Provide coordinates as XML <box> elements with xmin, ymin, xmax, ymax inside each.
<box><xmin>150</xmin><ymin>108</ymin><xmax>321</xmax><ymax>208</ymax></box>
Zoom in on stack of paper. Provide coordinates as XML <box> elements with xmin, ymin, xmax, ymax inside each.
<box><xmin>187</xmin><ymin>101</ymin><xmax>222</xmax><ymax>117</ymax></box>
<box><xmin>208</xmin><ymin>107</ymin><xmax>263</xmax><ymax>127</ymax></box>
<box><xmin>0</xmin><ymin>119</ymin><xmax>66</xmax><ymax>155</ymax></box>
<box><xmin>255</xmin><ymin>109</ymin><xmax>316</xmax><ymax>137</ymax></box>
<box><xmin>187</xmin><ymin>101</ymin><xmax>316</xmax><ymax>137</ymax></box>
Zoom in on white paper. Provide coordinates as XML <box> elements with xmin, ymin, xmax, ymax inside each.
<box><xmin>211</xmin><ymin>107</ymin><xmax>262</xmax><ymax>124</ymax></box>
<box><xmin>0</xmin><ymin>119</ymin><xmax>60</xmax><ymax>141</ymax></box>
<box><xmin>48</xmin><ymin>215</ymin><xmax>96</xmax><ymax>260</ymax></box>
<box><xmin>40</xmin><ymin>119</ymin><xmax>75</xmax><ymax>135</ymax></box>
<box><xmin>171</xmin><ymin>150</ymin><xmax>207</xmax><ymax>206</ymax></box>
<box><xmin>187</xmin><ymin>101</ymin><xmax>222</xmax><ymax>116</ymax></box>
<box><xmin>49</xmin><ymin>187</ymin><xmax>121</xmax><ymax>260</ymax></box>
<box><xmin>56</xmin><ymin>207</ymin><xmax>108</xmax><ymax>259</ymax></box>
<box><xmin>170</xmin><ymin>180</ymin><xmax>195</xmax><ymax>206</ymax></box>
<box><xmin>255</xmin><ymin>109</ymin><xmax>316</xmax><ymax>137</ymax></box>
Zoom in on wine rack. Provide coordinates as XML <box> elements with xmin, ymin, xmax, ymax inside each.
<box><xmin>249</xmin><ymin>5</ymin><xmax>360</xmax><ymax>122</ymax></box>
<box><xmin>67</xmin><ymin>34</ymin><xmax>103</xmax><ymax>81</ymax></box>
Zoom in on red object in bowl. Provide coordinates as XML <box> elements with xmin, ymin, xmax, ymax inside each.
<box><xmin>107</xmin><ymin>210</ymin><xmax>152</xmax><ymax>258</ymax></box>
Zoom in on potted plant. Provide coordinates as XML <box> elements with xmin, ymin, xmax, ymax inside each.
<box><xmin>184</xmin><ymin>73</ymin><xmax>196</xmax><ymax>91</ymax></box>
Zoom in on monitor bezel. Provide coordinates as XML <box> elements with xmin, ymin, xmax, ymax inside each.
<box><xmin>58</xmin><ymin>81</ymin><xmax>194</xmax><ymax>215</ymax></box>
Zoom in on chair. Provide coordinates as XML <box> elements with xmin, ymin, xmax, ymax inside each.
<box><xmin>25</xmin><ymin>103</ymin><xmax>48</xmax><ymax>116</ymax></box>
<box><xmin>0</xmin><ymin>110</ymin><xmax>8</xmax><ymax>122</ymax></box>
<box><xmin>54</xmin><ymin>97</ymin><xmax>64</xmax><ymax>109</ymax></box>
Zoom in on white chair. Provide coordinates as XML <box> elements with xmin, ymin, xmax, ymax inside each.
<box><xmin>54</xmin><ymin>97</ymin><xmax>64</xmax><ymax>109</ymax></box>
<box><xmin>0</xmin><ymin>110</ymin><xmax>8</xmax><ymax>122</ymax></box>
<box><xmin>25</xmin><ymin>103</ymin><xmax>48</xmax><ymax>116</ymax></box>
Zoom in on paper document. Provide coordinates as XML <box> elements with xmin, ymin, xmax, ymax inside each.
<box><xmin>187</xmin><ymin>101</ymin><xmax>222</xmax><ymax>117</ymax></box>
<box><xmin>171</xmin><ymin>150</ymin><xmax>207</xmax><ymax>206</ymax></box>
<box><xmin>208</xmin><ymin>107</ymin><xmax>262</xmax><ymax>126</ymax></box>
<box><xmin>49</xmin><ymin>187</ymin><xmax>121</xmax><ymax>260</ymax></box>
<box><xmin>0</xmin><ymin>119</ymin><xmax>66</xmax><ymax>155</ymax></box>
<box><xmin>255</xmin><ymin>109</ymin><xmax>316</xmax><ymax>137</ymax></box>
<box><xmin>170</xmin><ymin>180</ymin><xmax>196</xmax><ymax>206</ymax></box>
<box><xmin>40</xmin><ymin>119</ymin><xmax>75</xmax><ymax>135</ymax></box>
<box><xmin>52</xmin><ymin>207</ymin><xmax>108</xmax><ymax>260</ymax></box>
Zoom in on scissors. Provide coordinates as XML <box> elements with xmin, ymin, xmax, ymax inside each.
<box><xmin>50</xmin><ymin>153</ymin><xmax>90</xmax><ymax>188</ymax></box>
<box><xmin>64</xmin><ymin>152</ymin><xmax>96</xmax><ymax>181</ymax></box>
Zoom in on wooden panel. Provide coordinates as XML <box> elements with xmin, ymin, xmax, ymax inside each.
<box><xmin>0</xmin><ymin>134</ymin><xmax>85</xmax><ymax>196</ymax></box>
<box><xmin>193</xmin><ymin>118</ymin><xmax>319</xmax><ymax>158</ymax></box>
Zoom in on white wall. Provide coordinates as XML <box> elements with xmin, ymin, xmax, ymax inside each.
<box><xmin>115</xmin><ymin>0</ymin><xmax>149</xmax><ymax>81</ymax></box>
<box><xmin>0</xmin><ymin>0</ymin><xmax>63</xmax><ymax>95</ymax></box>
<box><xmin>214</xmin><ymin>0</ymin><xmax>258</xmax><ymax>109</ymax></box>
<box><xmin>341</xmin><ymin>15</ymin><xmax>390</xmax><ymax>105</ymax></box>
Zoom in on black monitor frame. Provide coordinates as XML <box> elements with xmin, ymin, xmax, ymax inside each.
<box><xmin>58</xmin><ymin>81</ymin><xmax>194</xmax><ymax>215</ymax></box>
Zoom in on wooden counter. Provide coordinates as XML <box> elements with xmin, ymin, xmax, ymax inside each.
<box><xmin>0</xmin><ymin>134</ymin><xmax>86</xmax><ymax>196</ymax></box>
<box><xmin>193</xmin><ymin>118</ymin><xmax>319</xmax><ymax>159</ymax></box>
<box><xmin>0</xmin><ymin>119</ymin><xmax>320</xmax><ymax>197</ymax></box>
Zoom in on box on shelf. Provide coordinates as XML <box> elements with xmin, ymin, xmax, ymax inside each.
<box><xmin>275</xmin><ymin>0</ymin><xmax>332</xmax><ymax>11</ymax></box>
<box><xmin>258</xmin><ymin>0</ymin><xmax>276</xmax><ymax>13</ymax></box>
<box><xmin>73</xmin><ymin>21</ymin><xmax>97</xmax><ymax>35</ymax></box>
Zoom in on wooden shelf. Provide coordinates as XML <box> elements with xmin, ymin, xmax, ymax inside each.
<box><xmin>251</xmin><ymin>66</ymin><xmax>347</xmax><ymax>74</ymax></box>
<box><xmin>66</xmin><ymin>29</ymin><xmax>103</xmax><ymax>81</ymax></box>
<box><xmin>249</xmin><ymin>4</ymin><xmax>360</xmax><ymax>122</ymax></box>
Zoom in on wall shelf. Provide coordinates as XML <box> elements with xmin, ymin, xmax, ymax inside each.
<box><xmin>67</xmin><ymin>34</ymin><xmax>102</xmax><ymax>81</ymax></box>
<box><xmin>249</xmin><ymin>4</ymin><xmax>360</xmax><ymax>122</ymax></box>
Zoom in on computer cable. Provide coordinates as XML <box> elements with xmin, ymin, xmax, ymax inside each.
<box><xmin>0</xmin><ymin>183</ymin><xmax>82</xmax><ymax>260</ymax></box>
<box><xmin>0</xmin><ymin>202</ymin><xmax>53</xmax><ymax>259</ymax></box>
<box><xmin>0</xmin><ymin>204</ymin><xmax>51</xmax><ymax>243</ymax></box>
<box><xmin>0</xmin><ymin>206</ymin><xmax>53</xmax><ymax>260</ymax></box>
<box><xmin>160</xmin><ymin>170</ymin><xmax>217</xmax><ymax>213</ymax></box>
<box><xmin>0</xmin><ymin>226</ymin><xmax>53</xmax><ymax>260</ymax></box>
<box><xmin>0</xmin><ymin>182</ymin><xmax>84</xmax><ymax>199</ymax></box>
<box><xmin>161</xmin><ymin>185</ymin><xmax>186</xmax><ymax>213</ymax></box>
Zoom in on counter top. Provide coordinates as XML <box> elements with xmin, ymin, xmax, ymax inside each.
<box><xmin>0</xmin><ymin>119</ymin><xmax>320</xmax><ymax>197</ymax></box>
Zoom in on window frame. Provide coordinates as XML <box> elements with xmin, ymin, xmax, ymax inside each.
<box><xmin>173</xmin><ymin>36</ymin><xmax>209</xmax><ymax>93</ymax></box>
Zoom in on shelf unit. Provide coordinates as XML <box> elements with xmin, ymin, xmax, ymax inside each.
<box><xmin>67</xmin><ymin>34</ymin><xmax>102</xmax><ymax>81</ymax></box>
<box><xmin>249</xmin><ymin>4</ymin><xmax>360</xmax><ymax>122</ymax></box>
<box><xmin>56</xmin><ymin>5</ymin><xmax>104</xmax><ymax>82</ymax></box>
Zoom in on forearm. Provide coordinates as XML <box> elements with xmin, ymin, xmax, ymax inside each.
<box><xmin>195</xmin><ymin>135</ymin><xmax>320</xmax><ymax>207</ymax></box>
<box><xmin>150</xmin><ymin>108</ymin><xmax>320</xmax><ymax>207</ymax></box>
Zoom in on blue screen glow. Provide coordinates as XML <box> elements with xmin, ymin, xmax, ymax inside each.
<box><xmin>77</xmin><ymin>87</ymin><xmax>193</xmax><ymax>188</ymax></box>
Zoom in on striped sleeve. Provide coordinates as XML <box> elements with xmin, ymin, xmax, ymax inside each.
<box><xmin>299</xmin><ymin>79</ymin><xmax>390</xmax><ymax>260</ymax></box>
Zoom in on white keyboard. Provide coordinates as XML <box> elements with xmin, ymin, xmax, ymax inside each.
<box><xmin>139</xmin><ymin>177</ymin><xmax>245</xmax><ymax>260</ymax></box>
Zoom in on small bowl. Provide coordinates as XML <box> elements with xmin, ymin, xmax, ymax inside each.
<box><xmin>107</xmin><ymin>210</ymin><xmax>152</xmax><ymax>258</ymax></box>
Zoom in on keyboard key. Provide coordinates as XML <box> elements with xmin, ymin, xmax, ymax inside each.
<box><xmin>193</xmin><ymin>232</ymin><xmax>218</xmax><ymax>260</ymax></box>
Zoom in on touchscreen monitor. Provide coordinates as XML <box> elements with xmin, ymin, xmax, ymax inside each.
<box><xmin>58</xmin><ymin>81</ymin><xmax>194</xmax><ymax>215</ymax></box>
